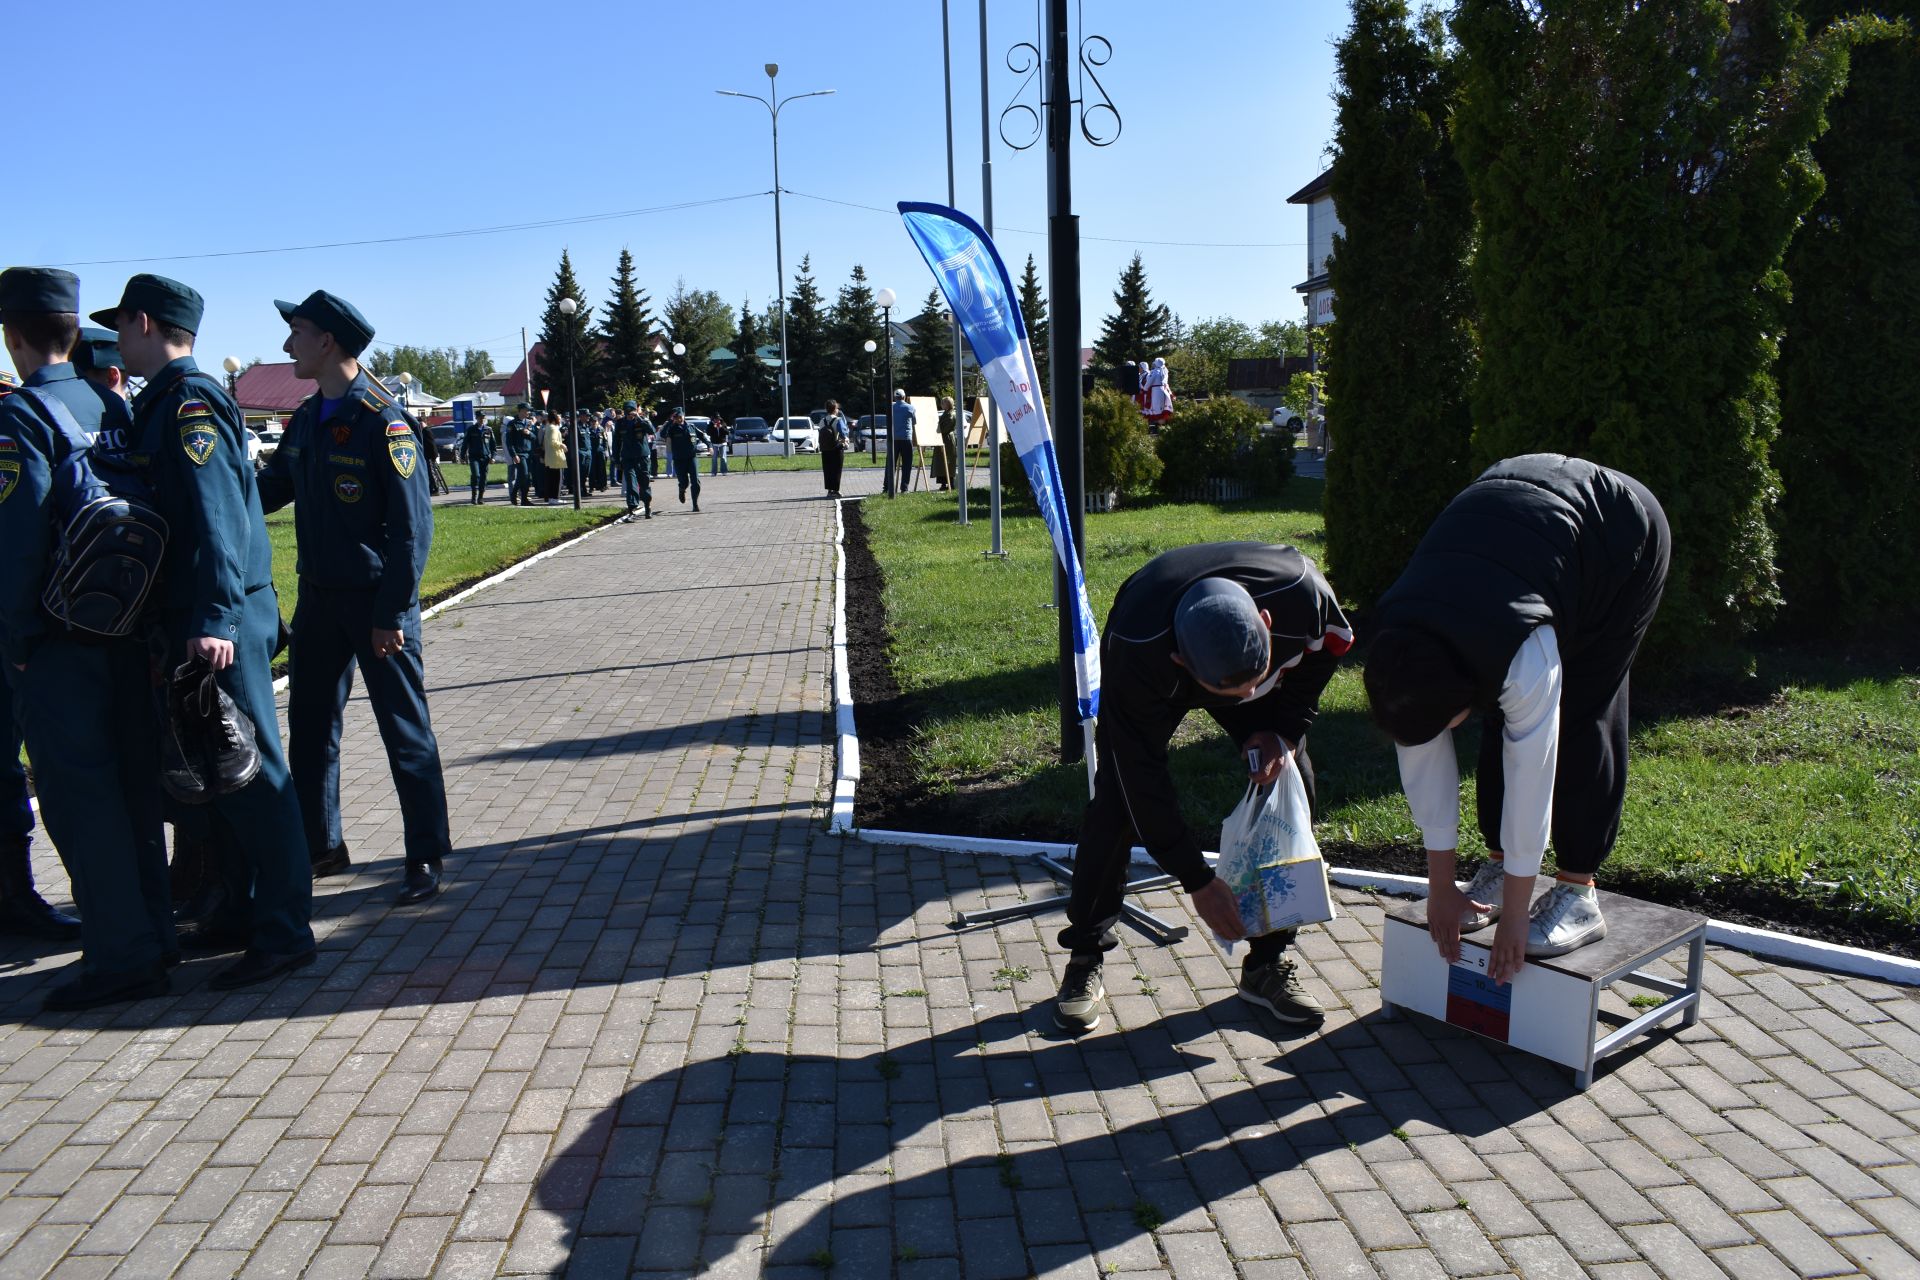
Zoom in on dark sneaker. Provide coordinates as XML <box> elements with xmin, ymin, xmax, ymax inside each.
<box><xmin>1053</xmin><ymin>961</ymin><xmax>1104</xmax><ymax>1033</ymax></box>
<box><xmin>1238</xmin><ymin>959</ymin><xmax>1325</xmax><ymax>1024</ymax></box>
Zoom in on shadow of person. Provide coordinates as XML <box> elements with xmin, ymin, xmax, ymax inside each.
<box><xmin>531</xmin><ymin>991</ymin><xmax>1553</xmax><ymax>1276</ymax></box>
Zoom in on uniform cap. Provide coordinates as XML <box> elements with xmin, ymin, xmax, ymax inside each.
<box><xmin>1172</xmin><ymin>578</ymin><xmax>1270</xmax><ymax>689</ymax></box>
<box><xmin>622</xmin><ymin>399</ymin><xmax>637</xmax><ymax>410</ymax></box>
<box><xmin>72</xmin><ymin>326</ymin><xmax>125</xmax><ymax>373</ymax></box>
<box><xmin>274</xmin><ymin>290</ymin><xmax>376</xmax><ymax>356</ymax></box>
<box><xmin>91</xmin><ymin>273</ymin><xmax>203</xmax><ymax>332</ymax></box>
<box><xmin>0</xmin><ymin>267</ymin><xmax>80</xmax><ymax>315</ymax></box>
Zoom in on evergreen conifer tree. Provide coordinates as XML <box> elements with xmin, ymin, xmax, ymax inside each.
<box><xmin>723</xmin><ymin>298</ymin><xmax>774</xmax><ymax>422</ymax></box>
<box><xmin>1017</xmin><ymin>254</ymin><xmax>1051</xmax><ymax>392</ymax></box>
<box><xmin>1454</xmin><ymin>0</ymin><xmax>1865</xmax><ymax>646</ymax></box>
<box><xmin>598</xmin><ymin>248</ymin><xmax>657</xmax><ymax>397</ymax></box>
<box><xmin>1322</xmin><ymin>0</ymin><xmax>1476</xmax><ymax>612</ymax></box>
<box><xmin>898</xmin><ymin>290</ymin><xmax>953</xmax><ymax>398</ymax></box>
<box><xmin>1776</xmin><ymin>3</ymin><xmax>1919</xmax><ymax>632</ymax></box>
<box><xmin>827</xmin><ymin>265</ymin><xmax>884</xmax><ymax>401</ymax></box>
<box><xmin>535</xmin><ymin>249</ymin><xmax>602</xmax><ymax>413</ymax></box>
<box><xmin>784</xmin><ymin>255</ymin><xmax>830</xmax><ymax>412</ymax></box>
<box><xmin>659</xmin><ymin>280</ymin><xmax>732</xmax><ymax>414</ymax></box>
<box><xmin>1092</xmin><ymin>253</ymin><xmax>1171</xmax><ymax>383</ymax></box>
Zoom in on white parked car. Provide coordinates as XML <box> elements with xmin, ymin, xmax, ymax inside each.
<box><xmin>253</xmin><ymin>423</ymin><xmax>284</xmax><ymax>460</ymax></box>
<box><xmin>769</xmin><ymin>416</ymin><xmax>819</xmax><ymax>453</ymax></box>
<box><xmin>244</xmin><ymin>428</ymin><xmax>263</xmax><ymax>466</ymax></box>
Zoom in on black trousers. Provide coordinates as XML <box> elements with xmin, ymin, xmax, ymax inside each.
<box><xmin>1476</xmin><ymin>476</ymin><xmax>1670</xmax><ymax>874</ymax></box>
<box><xmin>822</xmin><ymin>447</ymin><xmax>844</xmax><ymax>493</ymax></box>
<box><xmin>1060</xmin><ymin>730</ymin><xmax>1315</xmax><ymax>971</ymax></box>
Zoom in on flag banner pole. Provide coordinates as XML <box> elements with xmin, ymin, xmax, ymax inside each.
<box><xmin>898</xmin><ymin>202</ymin><xmax>1102</xmax><ymax>778</ymax></box>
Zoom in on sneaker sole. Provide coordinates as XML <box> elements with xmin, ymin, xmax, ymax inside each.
<box><xmin>1053</xmin><ymin>1007</ymin><xmax>1101</xmax><ymax>1032</ymax></box>
<box><xmin>1526</xmin><ymin>919</ymin><xmax>1607</xmax><ymax>958</ymax></box>
<box><xmin>1236</xmin><ymin>988</ymin><xmax>1326</xmax><ymax>1024</ymax></box>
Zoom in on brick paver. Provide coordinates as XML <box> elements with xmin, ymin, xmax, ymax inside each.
<box><xmin>1</xmin><ymin>463</ymin><xmax>1917</xmax><ymax>1278</ymax></box>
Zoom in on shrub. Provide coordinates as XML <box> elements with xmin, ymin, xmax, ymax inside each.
<box><xmin>1082</xmin><ymin>387</ymin><xmax>1162</xmax><ymax>500</ymax></box>
<box><xmin>1154</xmin><ymin>396</ymin><xmax>1267</xmax><ymax>497</ymax></box>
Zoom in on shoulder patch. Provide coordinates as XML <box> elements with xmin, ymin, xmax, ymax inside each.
<box><xmin>0</xmin><ymin>434</ymin><xmax>18</xmax><ymax>453</ymax></box>
<box><xmin>0</xmin><ymin>458</ymin><xmax>19</xmax><ymax>504</ymax></box>
<box><xmin>180</xmin><ymin>419</ymin><xmax>218</xmax><ymax>466</ymax></box>
<box><xmin>176</xmin><ymin>398</ymin><xmax>214</xmax><ymax>421</ymax></box>
<box><xmin>385</xmin><ymin>420</ymin><xmax>414</xmax><ymax>437</ymax></box>
<box><xmin>387</xmin><ymin>434</ymin><xmax>419</xmax><ymax>479</ymax></box>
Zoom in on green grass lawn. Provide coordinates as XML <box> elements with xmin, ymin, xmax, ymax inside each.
<box><xmin>856</xmin><ymin>480</ymin><xmax>1920</xmax><ymax>927</ymax></box>
<box><xmin>266</xmin><ymin>502</ymin><xmax>612</xmax><ymax>622</ymax></box>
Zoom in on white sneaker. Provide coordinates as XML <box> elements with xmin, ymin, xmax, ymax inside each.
<box><xmin>1526</xmin><ymin>882</ymin><xmax>1607</xmax><ymax>957</ymax></box>
<box><xmin>1053</xmin><ymin>962</ymin><xmax>1104</xmax><ymax>1033</ymax></box>
<box><xmin>1457</xmin><ymin>860</ymin><xmax>1508</xmax><ymax>930</ymax></box>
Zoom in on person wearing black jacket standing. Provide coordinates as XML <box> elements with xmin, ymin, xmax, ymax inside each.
<box><xmin>1364</xmin><ymin>454</ymin><xmax>1669</xmax><ymax>986</ymax></box>
<box><xmin>1055</xmin><ymin>542</ymin><xmax>1354</xmax><ymax>1032</ymax></box>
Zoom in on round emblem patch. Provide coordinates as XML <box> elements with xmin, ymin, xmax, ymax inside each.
<box><xmin>334</xmin><ymin>473</ymin><xmax>364</xmax><ymax>503</ymax></box>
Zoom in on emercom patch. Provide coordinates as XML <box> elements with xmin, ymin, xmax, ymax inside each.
<box><xmin>180</xmin><ymin>420</ymin><xmax>218</xmax><ymax>466</ymax></box>
<box><xmin>334</xmin><ymin>473</ymin><xmax>364</xmax><ymax>503</ymax></box>
<box><xmin>0</xmin><ymin>458</ymin><xmax>19</xmax><ymax>504</ymax></box>
<box><xmin>387</xmin><ymin>436</ymin><xmax>418</xmax><ymax>478</ymax></box>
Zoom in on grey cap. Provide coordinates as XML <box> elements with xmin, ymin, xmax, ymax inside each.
<box><xmin>1172</xmin><ymin>578</ymin><xmax>1269</xmax><ymax>688</ymax></box>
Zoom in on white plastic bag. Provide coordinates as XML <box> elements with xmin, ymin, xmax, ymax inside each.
<box><xmin>1213</xmin><ymin>765</ymin><xmax>1336</xmax><ymax>953</ymax></box>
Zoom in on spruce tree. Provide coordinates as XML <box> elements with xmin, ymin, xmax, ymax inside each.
<box><xmin>1776</xmin><ymin>3</ymin><xmax>1920</xmax><ymax>633</ymax></box>
<box><xmin>598</xmin><ymin>248</ymin><xmax>657</xmax><ymax>397</ymax></box>
<box><xmin>659</xmin><ymin>280</ymin><xmax>733</xmax><ymax>414</ymax></box>
<box><xmin>722</xmin><ymin>298</ymin><xmax>775</xmax><ymax>422</ymax></box>
<box><xmin>1322</xmin><ymin>0</ymin><xmax>1476</xmax><ymax>612</ymax></box>
<box><xmin>1018</xmin><ymin>253</ymin><xmax>1051</xmax><ymax>393</ymax></box>
<box><xmin>1092</xmin><ymin>253</ymin><xmax>1171</xmax><ymax>382</ymax></box>
<box><xmin>1453</xmin><ymin>0</ymin><xmax>1866</xmax><ymax>647</ymax></box>
<box><xmin>784</xmin><ymin>255</ymin><xmax>830</xmax><ymax>413</ymax></box>
<box><xmin>898</xmin><ymin>289</ymin><xmax>954</xmax><ymax>398</ymax></box>
<box><xmin>534</xmin><ymin>249</ymin><xmax>602</xmax><ymax>413</ymax></box>
<box><xmin>827</xmin><ymin>265</ymin><xmax>884</xmax><ymax>401</ymax></box>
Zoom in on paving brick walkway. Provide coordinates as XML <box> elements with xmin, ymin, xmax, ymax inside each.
<box><xmin>3</xmin><ymin>465</ymin><xmax>1918</xmax><ymax>1279</ymax></box>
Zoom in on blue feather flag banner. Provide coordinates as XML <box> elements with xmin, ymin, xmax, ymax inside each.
<box><xmin>898</xmin><ymin>201</ymin><xmax>1101</xmax><ymax>725</ymax></box>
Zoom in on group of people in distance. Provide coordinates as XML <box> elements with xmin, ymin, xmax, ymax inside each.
<box><xmin>0</xmin><ymin>268</ymin><xmax>452</xmax><ymax>1011</ymax></box>
<box><xmin>1053</xmin><ymin>453</ymin><xmax>1669</xmax><ymax>1035</ymax></box>
<box><xmin>461</xmin><ymin>402</ymin><xmax>722</xmax><ymax>512</ymax></box>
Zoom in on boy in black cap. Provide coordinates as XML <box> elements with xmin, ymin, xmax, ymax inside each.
<box><xmin>611</xmin><ymin>400</ymin><xmax>655</xmax><ymax>521</ymax></box>
<box><xmin>1054</xmin><ymin>542</ymin><xmax>1353</xmax><ymax>1032</ymax></box>
<box><xmin>102</xmin><ymin>272</ymin><xmax>316</xmax><ymax>992</ymax></box>
<box><xmin>263</xmin><ymin>290</ymin><xmax>452</xmax><ymax>905</ymax></box>
<box><xmin>0</xmin><ymin>267</ymin><xmax>158</xmax><ymax>1002</ymax></box>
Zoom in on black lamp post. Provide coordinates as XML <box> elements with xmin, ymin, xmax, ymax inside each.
<box><xmin>878</xmin><ymin>289</ymin><xmax>897</xmax><ymax>496</ymax></box>
<box><xmin>559</xmin><ymin>297</ymin><xmax>582</xmax><ymax>510</ymax></box>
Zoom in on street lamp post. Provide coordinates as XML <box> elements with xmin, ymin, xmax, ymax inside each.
<box><xmin>863</xmin><ymin>339</ymin><xmax>878</xmax><ymax>462</ymax></box>
<box><xmin>718</xmin><ymin>65</ymin><xmax>833</xmax><ymax>460</ymax></box>
<box><xmin>221</xmin><ymin>354</ymin><xmax>242</xmax><ymax>401</ymax></box>
<box><xmin>877</xmin><ymin>289</ymin><xmax>897</xmax><ymax>496</ymax></box>
<box><xmin>558</xmin><ymin>297</ymin><xmax>582</xmax><ymax>510</ymax></box>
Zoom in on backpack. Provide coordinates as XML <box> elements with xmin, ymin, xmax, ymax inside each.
<box><xmin>14</xmin><ymin>386</ymin><xmax>170</xmax><ymax>641</ymax></box>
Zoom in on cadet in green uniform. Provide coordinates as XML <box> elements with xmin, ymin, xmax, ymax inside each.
<box><xmin>460</xmin><ymin>415</ymin><xmax>495</xmax><ymax>504</ymax></box>
<box><xmin>0</xmin><ymin>269</ymin><xmax>153</xmax><ymax>1001</ymax></box>
<box><xmin>95</xmin><ymin>273</ymin><xmax>313</xmax><ymax>992</ymax></box>
<box><xmin>263</xmin><ymin>291</ymin><xmax>452</xmax><ymax>904</ymax></box>
<box><xmin>612</xmin><ymin>400</ymin><xmax>654</xmax><ymax>521</ymax></box>
<box><xmin>661</xmin><ymin>408</ymin><xmax>701</xmax><ymax>511</ymax></box>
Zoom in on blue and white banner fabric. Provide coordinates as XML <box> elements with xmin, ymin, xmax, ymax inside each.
<box><xmin>898</xmin><ymin>201</ymin><xmax>1101</xmax><ymax>724</ymax></box>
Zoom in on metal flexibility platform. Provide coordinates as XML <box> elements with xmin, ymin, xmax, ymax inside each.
<box><xmin>950</xmin><ymin>854</ymin><xmax>1191</xmax><ymax>945</ymax></box>
<box><xmin>1380</xmin><ymin>884</ymin><xmax>1706</xmax><ymax>1089</ymax></box>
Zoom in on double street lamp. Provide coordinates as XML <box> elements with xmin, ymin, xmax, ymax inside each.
<box><xmin>557</xmin><ymin>297</ymin><xmax>583</xmax><ymax>510</ymax></box>
<box><xmin>718</xmin><ymin>64</ymin><xmax>833</xmax><ymax>458</ymax></box>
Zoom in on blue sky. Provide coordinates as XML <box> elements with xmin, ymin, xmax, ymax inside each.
<box><xmin>4</xmin><ymin>0</ymin><xmax>1350</xmax><ymax>380</ymax></box>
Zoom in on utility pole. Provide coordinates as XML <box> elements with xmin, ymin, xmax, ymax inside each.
<box><xmin>1046</xmin><ymin>0</ymin><xmax>1086</xmax><ymax>765</ymax></box>
<box><xmin>980</xmin><ymin>0</ymin><xmax>1005</xmax><ymax>556</ymax></box>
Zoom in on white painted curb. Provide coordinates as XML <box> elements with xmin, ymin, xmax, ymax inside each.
<box><xmin>269</xmin><ymin>512</ymin><xmax>620</xmax><ymax>695</ymax></box>
<box><xmin>822</xmin><ymin>494</ymin><xmax>1920</xmax><ymax>988</ymax></box>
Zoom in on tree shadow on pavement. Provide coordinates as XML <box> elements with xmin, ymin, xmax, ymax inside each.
<box><xmin>532</xmin><ymin>994</ymin><xmax>1557</xmax><ymax>1276</ymax></box>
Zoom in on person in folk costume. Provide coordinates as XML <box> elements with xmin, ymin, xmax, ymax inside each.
<box><xmin>1145</xmin><ymin>356</ymin><xmax>1174</xmax><ymax>426</ymax></box>
<box><xmin>1134</xmin><ymin>360</ymin><xmax>1150</xmax><ymax>413</ymax></box>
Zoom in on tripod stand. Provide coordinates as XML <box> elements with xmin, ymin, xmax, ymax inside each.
<box><xmin>950</xmin><ymin>849</ymin><xmax>1189</xmax><ymax>945</ymax></box>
